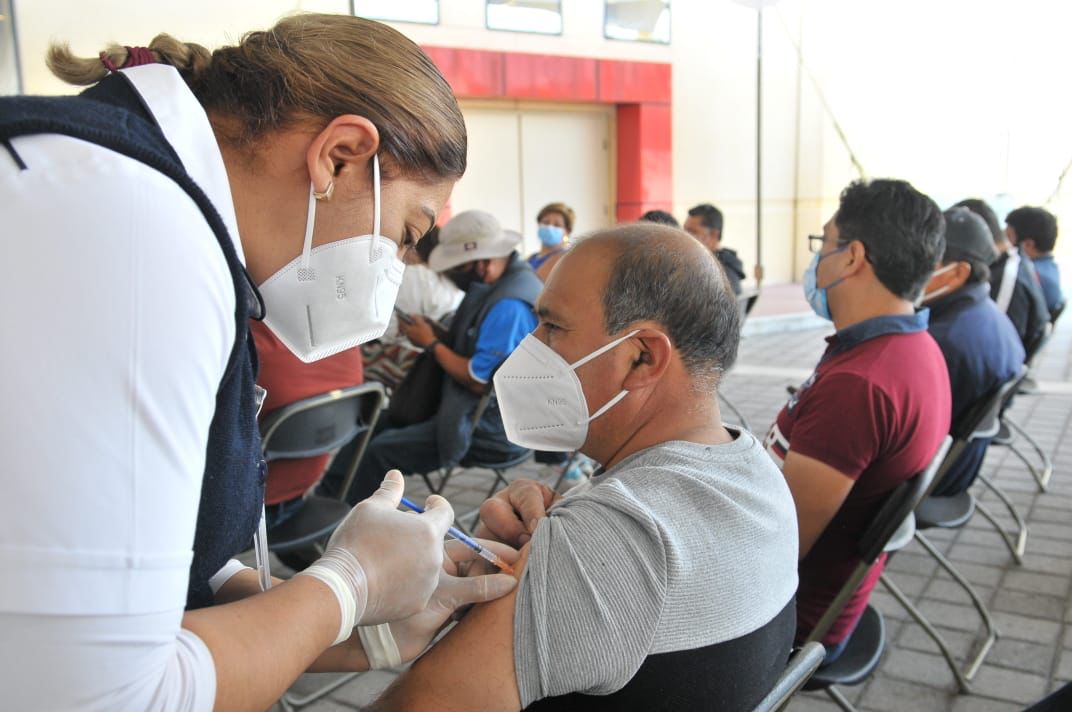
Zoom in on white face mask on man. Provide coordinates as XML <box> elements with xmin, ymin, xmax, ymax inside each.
<box><xmin>493</xmin><ymin>329</ymin><xmax>640</xmax><ymax>452</ymax></box>
<box><xmin>259</xmin><ymin>155</ymin><xmax>405</xmax><ymax>362</ymax></box>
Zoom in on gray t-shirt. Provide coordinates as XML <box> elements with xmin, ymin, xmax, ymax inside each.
<box><xmin>513</xmin><ymin>432</ymin><xmax>799</xmax><ymax>707</ymax></box>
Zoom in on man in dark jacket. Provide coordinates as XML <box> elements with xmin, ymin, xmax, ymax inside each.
<box><xmin>684</xmin><ymin>203</ymin><xmax>745</xmax><ymax>295</ymax></box>
<box><xmin>922</xmin><ymin>208</ymin><xmax>1024</xmax><ymax>496</ymax></box>
<box><xmin>955</xmin><ymin>198</ymin><xmax>1048</xmax><ymax>355</ymax></box>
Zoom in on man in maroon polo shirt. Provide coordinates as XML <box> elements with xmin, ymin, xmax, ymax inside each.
<box><xmin>763</xmin><ymin>179</ymin><xmax>951</xmax><ymax>662</ymax></box>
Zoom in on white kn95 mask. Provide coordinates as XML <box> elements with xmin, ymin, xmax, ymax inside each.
<box><xmin>493</xmin><ymin>329</ymin><xmax>640</xmax><ymax>451</ymax></box>
<box><xmin>259</xmin><ymin>155</ymin><xmax>405</xmax><ymax>362</ymax></box>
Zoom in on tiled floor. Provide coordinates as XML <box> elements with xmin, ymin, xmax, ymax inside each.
<box><xmin>275</xmin><ymin>306</ymin><xmax>1072</xmax><ymax>711</ymax></box>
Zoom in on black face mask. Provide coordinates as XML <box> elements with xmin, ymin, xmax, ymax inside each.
<box><xmin>447</xmin><ymin>263</ymin><xmax>482</xmax><ymax>292</ymax></box>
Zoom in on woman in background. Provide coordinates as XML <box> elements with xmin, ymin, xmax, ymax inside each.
<box><xmin>527</xmin><ymin>201</ymin><xmax>575</xmax><ymax>281</ymax></box>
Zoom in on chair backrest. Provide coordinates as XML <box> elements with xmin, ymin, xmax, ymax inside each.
<box><xmin>806</xmin><ymin>435</ymin><xmax>952</xmax><ymax>643</ymax></box>
<box><xmin>1024</xmin><ymin>322</ymin><xmax>1054</xmax><ymax>366</ymax></box>
<box><xmin>751</xmin><ymin>642</ymin><xmax>826</xmax><ymax>712</ymax></box>
<box><xmin>738</xmin><ymin>290</ymin><xmax>760</xmax><ymax>320</ymax></box>
<box><xmin>950</xmin><ymin>368</ymin><xmax>1026</xmax><ymax>443</ymax></box>
<box><xmin>260</xmin><ymin>382</ymin><xmax>386</xmax><ymax>462</ymax></box>
<box><xmin>924</xmin><ymin>368</ymin><xmax>1024</xmax><ymax>498</ymax></box>
<box><xmin>1050</xmin><ymin>301</ymin><xmax>1065</xmax><ymax>327</ymax></box>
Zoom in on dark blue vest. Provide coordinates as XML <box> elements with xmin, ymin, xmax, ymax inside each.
<box><xmin>0</xmin><ymin>73</ymin><xmax>265</xmax><ymax>610</ymax></box>
<box><xmin>435</xmin><ymin>252</ymin><xmax>543</xmax><ymax>465</ymax></box>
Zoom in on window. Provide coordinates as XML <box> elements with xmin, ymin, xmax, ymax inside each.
<box><xmin>351</xmin><ymin>0</ymin><xmax>439</xmax><ymax>25</ymax></box>
<box><xmin>486</xmin><ymin>0</ymin><xmax>563</xmax><ymax>36</ymax></box>
<box><xmin>604</xmin><ymin>0</ymin><xmax>670</xmax><ymax>44</ymax></box>
<box><xmin>0</xmin><ymin>0</ymin><xmax>20</xmax><ymax>94</ymax></box>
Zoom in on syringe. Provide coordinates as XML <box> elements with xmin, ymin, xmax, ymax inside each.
<box><xmin>400</xmin><ymin>496</ymin><xmax>515</xmax><ymax>575</ymax></box>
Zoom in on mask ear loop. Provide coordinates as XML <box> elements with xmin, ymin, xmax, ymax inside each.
<box><xmin>299</xmin><ymin>185</ymin><xmax>317</xmax><ymax>278</ymax></box>
<box><xmin>371</xmin><ymin>154</ymin><xmax>381</xmax><ymax>263</ymax></box>
<box><xmin>568</xmin><ymin>328</ymin><xmax>641</xmax><ymax>370</ymax></box>
<box><xmin>567</xmin><ymin>328</ymin><xmax>641</xmax><ymax>425</ymax></box>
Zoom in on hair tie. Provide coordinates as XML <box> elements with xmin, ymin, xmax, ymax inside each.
<box><xmin>124</xmin><ymin>46</ymin><xmax>156</xmax><ymax>68</ymax></box>
<box><xmin>99</xmin><ymin>51</ymin><xmax>119</xmax><ymax>73</ymax></box>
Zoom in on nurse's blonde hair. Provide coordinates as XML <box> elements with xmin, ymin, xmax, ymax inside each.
<box><xmin>46</xmin><ymin>13</ymin><xmax>466</xmax><ymax>181</ymax></box>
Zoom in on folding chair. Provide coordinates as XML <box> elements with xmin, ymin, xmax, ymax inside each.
<box><xmin>260</xmin><ymin>382</ymin><xmax>386</xmax><ymax>554</ymax></box>
<box><xmin>751</xmin><ymin>642</ymin><xmax>825</xmax><ymax>712</ymax></box>
<box><xmin>258</xmin><ymin>383</ymin><xmax>385</xmax><ymax>712</ymax></box>
<box><xmin>418</xmin><ymin>387</ymin><xmax>532</xmax><ymax>529</ymax></box>
<box><xmin>719</xmin><ymin>290</ymin><xmax>762</xmax><ymax>432</ymax></box>
<box><xmin>803</xmin><ymin>436</ymin><xmax>952</xmax><ymax>712</ymax></box>
<box><xmin>879</xmin><ymin>372</ymin><xmax>1025</xmax><ymax>693</ymax></box>
<box><xmin>994</xmin><ymin>324</ymin><xmax>1055</xmax><ymax>491</ymax></box>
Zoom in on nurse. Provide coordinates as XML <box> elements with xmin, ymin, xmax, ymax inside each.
<box><xmin>0</xmin><ymin>13</ymin><xmax>515</xmax><ymax>710</ymax></box>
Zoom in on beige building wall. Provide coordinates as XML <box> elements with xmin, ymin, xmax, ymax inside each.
<box><xmin>12</xmin><ymin>0</ymin><xmax>1072</xmax><ymax>287</ymax></box>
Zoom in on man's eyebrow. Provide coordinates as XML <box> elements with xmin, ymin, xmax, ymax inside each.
<box><xmin>536</xmin><ymin>304</ymin><xmax>556</xmax><ymax>320</ymax></box>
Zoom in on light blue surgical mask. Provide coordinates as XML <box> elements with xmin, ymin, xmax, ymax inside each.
<box><xmin>538</xmin><ymin>224</ymin><xmax>565</xmax><ymax>247</ymax></box>
<box><xmin>803</xmin><ymin>244</ymin><xmax>848</xmax><ymax>320</ymax></box>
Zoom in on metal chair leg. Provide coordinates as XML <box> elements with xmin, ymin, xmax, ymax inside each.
<box><xmin>974</xmin><ymin>474</ymin><xmax>1027</xmax><ymax>564</ymax></box>
<box><xmin>433</xmin><ymin>466</ymin><xmax>456</xmax><ymax>496</ymax></box>
<box><xmin>1005</xmin><ymin>416</ymin><xmax>1053</xmax><ymax>491</ymax></box>
<box><xmin>879</xmin><ymin>573</ymin><xmax>971</xmax><ymax>693</ymax></box>
<box><xmin>913</xmin><ymin>532</ymin><xmax>999</xmax><ymax>680</ymax></box>
<box><xmin>718</xmin><ymin>392</ymin><xmax>752</xmax><ymax>433</ymax></box>
<box><xmin>825</xmin><ymin>685</ymin><xmax>857</xmax><ymax>712</ymax></box>
<box><xmin>279</xmin><ymin>672</ymin><xmax>360</xmax><ymax>710</ymax></box>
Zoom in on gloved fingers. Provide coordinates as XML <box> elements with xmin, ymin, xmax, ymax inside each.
<box><xmin>366</xmin><ymin>469</ymin><xmax>405</xmax><ymax>507</ymax></box>
<box><xmin>435</xmin><ymin>570</ymin><xmax>518</xmax><ymax>609</ymax></box>
<box><xmin>419</xmin><ymin>493</ymin><xmax>455</xmax><ymax>537</ymax></box>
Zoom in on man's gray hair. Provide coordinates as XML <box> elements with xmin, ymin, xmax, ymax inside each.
<box><xmin>597</xmin><ymin>224</ymin><xmax>740</xmax><ymax>388</ymax></box>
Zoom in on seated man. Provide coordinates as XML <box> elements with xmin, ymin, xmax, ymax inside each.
<box><xmin>369</xmin><ymin>224</ymin><xmax>799</xmax><ymax>710</ymax></box>
<box><xmin>362</xmin><ymin>226</ymin><xmax>463</xmax><ymax>390</ymax></box>
<box><xmin>684</xmin><ymin>203</ymin><xmax>746</xmax><ymax>295</ymax></box>
<box><xmin>955</xmin><ymin>198</ymin><xmax>1049</xmax><ymax>353</ymax></box>
<box><xmin>250</xmin><ymin>319</ymin><xmax>363</xmax><ymax>527</ymax></box>
<box><xmin>922</xmin><ymin>208</ymin><xmax>1024</xmax><ymax>496</ymax></box>
<box><xmin>320</xmin><ymin>210</ymin><xmax>540</xmax><ymax>505</ymax></box>
<box><xmin>764</xmin><ymin>179</ymin><xmax>951</xmax><ymax>661</ymax></box>
<box><xmin>1006</xmin><ymin>205</ymin><xmax>1065</xmax><ymax>319</ymax></box>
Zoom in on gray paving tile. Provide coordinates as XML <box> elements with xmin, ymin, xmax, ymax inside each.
<box><xmin>985</xmin><ymin>637</ymin><xmax>1057</xmax><ymax>676</ymax></box>
<box><xmin>948</xmin><ymin>695</ymin><xmax>1021</xmax><ymax>712</ymax></box>
<box><xmin>856</xmin><ymin>675</ymin><xmax>954</xmax><ymax>711</ymax></box>
<box><xmin>989</xmin><ymin>611</ymin><xmax>1063</xmax><ymax>644</ymax></box>
<box><xmin>1001</xmin><ymin>570</ymin><xmax>1071</xmax><ymax>597</ymax></box>
<box><xmin>968</xmin><ymin>664</ymin><xmax>1049</xmax><ymax>705</ymax></box>
<box><xmin>897</xmin><ymin>623</ymin><xmax>977</xmax><ymax>661</ymax></box>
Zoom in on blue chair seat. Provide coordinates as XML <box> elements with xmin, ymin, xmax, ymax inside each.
<box><xmin>916</xmin><ymin>490</ymin><xmax>974</xmax><ymax>530</ymax></box>
<box><xmin>805</xmin><ymin>605</ymin><xmax>885</xmax><ymax>690</ymax></box>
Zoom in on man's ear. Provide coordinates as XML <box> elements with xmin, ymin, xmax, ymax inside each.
<box><xmin>840</xmin><ymin>240</ymin><xmax>870</xmax><ymax>278</ymax></box>
<box><xmin>622</xmin><ymin>331</ymin><xmax>673</xmax><ymax>391</ymax></box>
<box><xmin>305</xmin><ymin>115</ymin><xmax>380</xmax><ymax>195</ymax></box>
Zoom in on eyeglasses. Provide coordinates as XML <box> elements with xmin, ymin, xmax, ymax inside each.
<box><xmin>808</xmin><ymin>234</ymin><xmax>854</xmax><ymax>255</ymax></box>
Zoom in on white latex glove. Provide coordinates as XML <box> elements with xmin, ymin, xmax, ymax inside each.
<box><xmin>379</xmin><ymin>538</ymin><xmax>520</xmax><ymax>665</ymax></box>
<box><xmin>298</xmin><ymin>470</ymin><xmax>452</xmax><ymax>643</ymax></box>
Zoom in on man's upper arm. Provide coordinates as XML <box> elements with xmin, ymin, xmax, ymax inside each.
<box><xmin>469</xmin><ymin>299</ymin><xmax>538</xmax><ymax>383</ymax></box>
<box><xmin>374</xmin><ymin>548</ymin><xmax>528</xmax><ymax>712</ymax></box>
<box><xmin>781</xmin><ymin>451</ymin><xmax>855</xmax><ymax>557</ymax></box>
<box><xmin>780</xmin><ymin>372</ymin><xmax>887</xmax><ymax>556</ymax></box>
<box><xmin>376</xmin><ymin>491</ymin><xmax>667</xmax><ymax>710</ymax></box>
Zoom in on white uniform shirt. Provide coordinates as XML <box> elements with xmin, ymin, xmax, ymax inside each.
<box><xmin>0</xmin><ymin>64</ymin><xmax>240</xmax><ymax>710</ymax></box>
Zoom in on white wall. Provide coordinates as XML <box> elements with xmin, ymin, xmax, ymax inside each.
<box><xmin>12</xmin><ymin>0</ymin><xmax>1072</xmax><ymax>286</ymax></box>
